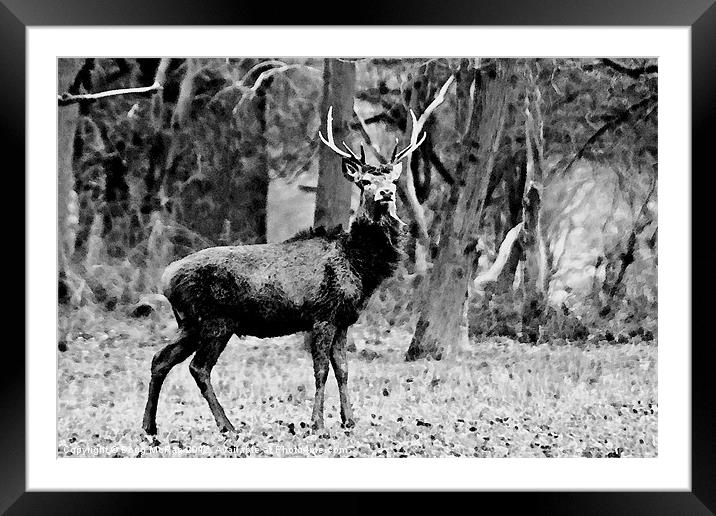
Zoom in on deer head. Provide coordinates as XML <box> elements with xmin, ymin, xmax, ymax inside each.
<box><xmin>319</xmin><ymin>106</ymin><xmax>426</xmax><ymax>226</ymax></box>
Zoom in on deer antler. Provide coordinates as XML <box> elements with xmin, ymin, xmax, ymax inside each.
<box><xmin>341</xmin><ymin>141</ymin><xmax>366</xmax><ymax>164</ymax></box>
<box><xmin>321</xmin><ymin>105</ymin><xmax>425</xmax><ymax>167</ymax></box>
<box><xmin>319</xmin><ymin>106</ymin><xmax>364</xmax><ymax>164</ymax></box>
<box><xmin>390</xmin><ymin>109</ymin><xmax>427</xmax><ymax>164</ymax></box>
<box><xmin>393</xmin><ymin>74</ymin><xmax>455</xmax><ymax>164</ymax></box>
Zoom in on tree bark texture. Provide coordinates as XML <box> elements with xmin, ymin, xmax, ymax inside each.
<box><xmin>234</xmin><ymin>71</ymin><xmax>271</xmax><ymax>244</ymax></box>
<box><xmin>58</xmin><ymin>59</ymin><xmax>84</xmax><ymax>282</ymax></box>
<box><xmin>518</xmin><ymin>183</ymin><xmax>546</xmax><ymax>343</ymax></box>
<box><xmin>406</xmin><ymin>60</ymin><xmax>512</xmax><ymax>361</ymax></box>
<box><xmin>518</xmin><ymin>91</ymin><xmax>548</xmax><ymax>343</ymax></box>
<box><xmin>498</xmin><ymin>151</ymin><xmax>527</xmax><ymax>290</ymax></box>
<box><xmin>142</xmin><ymin>58</ymin><xmax>177</xmax><ymax>218</ymax></box>
<box><xmin>314</xmin><ymin>59</ymin><xmax>356</xmax><ymax>230</ymax></box>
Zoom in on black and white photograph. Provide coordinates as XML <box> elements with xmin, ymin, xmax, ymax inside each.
<box><xmin>56</xmin><ymin>56</ymin><xmax>658</xmax><ymax>459</ymax></box>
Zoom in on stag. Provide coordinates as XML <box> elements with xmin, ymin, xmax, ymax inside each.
<box><xmin>142</xmin><ymin>106</ymin><xmax>425</xmax><ymax>434</ymax></box>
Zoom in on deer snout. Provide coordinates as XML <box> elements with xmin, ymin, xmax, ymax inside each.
<box><xmin>375</xmin><ymin>188</ymin><xmax>394</xmax><ymax>202</ymax></box>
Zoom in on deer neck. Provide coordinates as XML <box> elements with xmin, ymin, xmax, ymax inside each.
<box><xmin>343</xmin><ymin>213</ymin><xmax>404</xmax><ymax>295</ymax></box>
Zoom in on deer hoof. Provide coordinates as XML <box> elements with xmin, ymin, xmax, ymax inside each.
<box><xmin>311</xmin><ymin>420</ymin><xmax>325</xmax><ymax>432</ymax></box>
<box><xmin>219</xmin><ymin>422</ymin><xmax>237</xmax><ymax>434</ymax></box>
<box><xmin>342</xmin><ymin>419</ymin><xmax>356</xmax><ymax>429</ymax></box>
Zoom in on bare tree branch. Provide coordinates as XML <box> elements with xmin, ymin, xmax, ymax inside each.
<box><xmin>246</xmin><ymin>64</ymin><xmax>321</xmax><ymax>93</ymax></box>
<box><xmin>473</xmin><ymin>222</ymin><xmax>524</xmax><ymax>291</ymax></box>
<box><xmin>426</xmin><ymin>143</ymin><xmax>455</xmax><ymax>185</ymax></box>
<box><xmin>560</xmin><ymin>94</ymin><xmax>658</xmax><ymax>175</ymax></box>
<box><xmin>633</xmin><ymin>170</ymin><xmax>658</xmax><ymax>232</ymax></box>
<box><xmin>153</xmin><ymin>58</ymin><xmax>172</xmax><ymax>87</ymax></box>
<box><xmin>412</xmin><ymin>74</ymin><xmax>456</xmax><ymax>139</ymax></box>
<box><xmin>171</xmin><ymin>58</ymin><xmax>200</xmax><ymax>128</ymax></box>
<box><xmin>601</xmin><ymin>58</ymin><xmax>658</xmax><ymax>79</ymax></box>
<box><xmin>399</xmin><ymin>74</ymin><xmax>457</xmax><ymax>245</ymax></box>
<box><xmin>58</xmin><ymin>82</ymin><xmax>163</xmax><ymax>106</ymax></box>
<box><xmin>238</xmin><ymin>60</ymin><xmax>290</xmax><ymax>85</ymax></box>
<box><xmin>209</xmin><ymin>62</ymin><xmax>321</xmax><ymax>109</ymax></box>
<box><xmin>59</xmin><ymin>58</ymin><xmax>172</xmax><ymax>114</ymax></box>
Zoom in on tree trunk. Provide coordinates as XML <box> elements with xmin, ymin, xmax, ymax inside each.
<box><xmin>518</xmin><ymin>184</ymin><xmax>546</xmax><ymax>343</ymax></box>
<box><xmin>599</xmin><ymin>173</ymin><xmax>656</xmax><ymax>313</ymax></box>
<box><xmin>237</xmin><ymin>72</ymin><xmax>271</xmax><ymax>244</ymax></box>
<box><xmin>497</xmin><ymin>150</ymin><xmax>527</xmax><ymax>290</ymax></box>
<box><xmin>518</xmin><ymin>91</ymin><xmax>548</xmax><ymax>343</ymax></box>
<box><xmin>314</xmin><ymin>59</ymin><xmax>356</xmax><ymax>230</ymax></box>
<box><xmin>142</xmin><ymin>58</ymin><xmax>175</xmax><ymax>218</ymax></box>
<box><xmin>406</xmin><ymin>60</ymin><xmax>512</xmax><ymax>361</ymax></box>
<box><xmin>405</xmin><ymin>64</ymin><xmax>436</xmax><ymax>274</ymax></box>
<box><xmin>101</xmin><ymin>151</ymin><xmax>131</xmax><ymax>258</ymax></box>
<box><xmin>58</xmin><ymin>59</ymin><xmax>85</xmax><ymax>302</ymax></box>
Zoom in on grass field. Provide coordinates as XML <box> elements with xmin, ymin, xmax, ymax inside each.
<box><xmin>57</xmin><ymin>306</ymin><xmax>657</xmax><ymax>458</ymax></box>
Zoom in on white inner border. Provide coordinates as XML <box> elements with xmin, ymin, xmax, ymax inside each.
<box><xmin>27</xmin><ymin>27</ymin><xmax>690</xmax><ymax>491</ymax></box>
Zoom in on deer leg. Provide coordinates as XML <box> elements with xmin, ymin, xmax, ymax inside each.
<box><xmin>142</xmin><ymin>330</ymin><xmax>198</xmax><ymax>435</ymax></box>
<box><xmin>189</xmin><ymin>336</ymin><xmax>236</xmax><ymax>433</ymax></box>
<box><xmin>330</xmin><ymin>327</ymin><xmax>355</xmax><ymax>428</ymax></box>
<box><xmin>310</xmin><ymin>322</ymin><xmax>336</xmax><ymax>430</ymax></box>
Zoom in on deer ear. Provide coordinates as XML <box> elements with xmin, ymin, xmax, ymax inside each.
<box><xmin>387</xmin><ymin>163</ymin><xmax>403</xmax><ymax>181</ymax></box>
<box><xmin>342</xmin><ymin>159</ymin><xmax>363</xmax><ymax>183</ymax></box>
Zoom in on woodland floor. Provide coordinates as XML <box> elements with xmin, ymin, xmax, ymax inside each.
<box><xmin>57</xmin><ymin>306</ymin><xmax>658</xmax><ymax>458</ymax></box>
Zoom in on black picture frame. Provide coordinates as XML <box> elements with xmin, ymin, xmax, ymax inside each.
<box><xmin>4</xmin><ymin>0</ymin><xmax>714</xmax><ymax>513</ymax></box>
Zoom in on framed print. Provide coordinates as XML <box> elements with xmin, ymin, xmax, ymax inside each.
<box><xmin>5</xmin><ymin>0</ymin><xmax>715</xmax><ymax>512</ymax></box>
